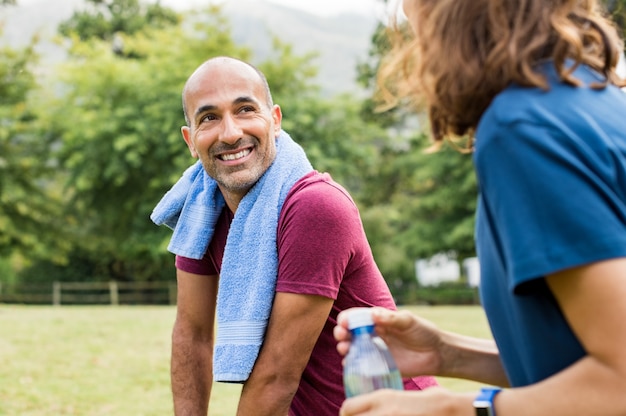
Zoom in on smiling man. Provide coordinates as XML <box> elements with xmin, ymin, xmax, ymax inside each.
<box><xmin>151</xmin><ymin>56</ymin><xmax>437</xmax><ymax>416</ymax></box>
<box><xmin>180</xmin><ymin>58</ymin><xmax>279</xmax><ymax>204</ymax></box>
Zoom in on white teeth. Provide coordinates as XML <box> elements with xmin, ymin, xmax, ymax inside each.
<box><xmin>221</xmin><ymin>149</ymin><xmax>251</xmax><ymax>161</ymax></box>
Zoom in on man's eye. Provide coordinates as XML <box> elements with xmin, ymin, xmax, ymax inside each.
<box><xmin>201</xmin><ymin>114</ymin><xmax>218</xmax><ymax>122</ymax></box>
<box><xmin>239</xmin><ymin>106</ymin><xmax>255</xmax><ymax>113</ymax></box>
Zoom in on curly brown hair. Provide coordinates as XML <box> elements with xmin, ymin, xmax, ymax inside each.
<box><xmin>379</xmin><ymin>0</ymin><xmax>626</xmax><ymax>145</ymax></box>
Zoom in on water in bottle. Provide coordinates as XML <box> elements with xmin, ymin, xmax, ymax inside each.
<box><xmin>343</xmin><ymin>307</ymin><xmax>404</xmax><ymax>398</ymax></box>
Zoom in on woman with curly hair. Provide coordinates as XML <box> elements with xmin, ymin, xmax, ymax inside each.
<box><xmin>334</xmin><ymin>0</ymin><xmax>626</xmax><ymax>415</ymax></box>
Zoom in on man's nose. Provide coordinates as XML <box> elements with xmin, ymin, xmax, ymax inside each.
<box><xmin>218</xmin><ymin>113</ymin><xmax>243</xmax><ymax>144</ymax></box>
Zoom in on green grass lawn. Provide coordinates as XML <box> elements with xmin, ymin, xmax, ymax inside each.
<box><xmin>0</xmin><ymin>304</ymin><xmax>492</xmax><ymax>415</ymax></box>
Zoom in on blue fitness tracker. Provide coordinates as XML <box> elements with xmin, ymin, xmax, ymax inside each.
<box><xmin>473</xmin><ymin>387</ymin><xmax>502</xmax><ymax>416</ymax></box>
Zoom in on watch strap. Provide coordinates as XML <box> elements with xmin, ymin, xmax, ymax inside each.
<box><xmin>473</xmin><ymin>387</ymin><xmax>502</xmax><ymax>416</ymax></box>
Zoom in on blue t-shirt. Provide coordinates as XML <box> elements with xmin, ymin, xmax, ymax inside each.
<box><xmin>474</xmin><ymin>63</ymin><xmax>626</xmax><ymax>387</ymax></box>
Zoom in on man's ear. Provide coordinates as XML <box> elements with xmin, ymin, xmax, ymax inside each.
<box><xmin>181</xmin><ymin>126</ymin><xmax>198</xmax><ymax>158</ymax></box>
<box><xmin>272</xmin><ymin>105</ymin><xmax>283</xmax><ymax>137</ymax></box>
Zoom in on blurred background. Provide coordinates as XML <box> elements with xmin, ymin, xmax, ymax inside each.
<box><xmin>1</xmin><ymin>0</ymin><xmax>625</xmax><ymax>306</ymax></box>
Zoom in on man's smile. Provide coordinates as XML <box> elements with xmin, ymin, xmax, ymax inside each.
<box><xmin>217</xmin><ymin>147</ymin><xmax>253</xmax><ymax>162</ymax></box>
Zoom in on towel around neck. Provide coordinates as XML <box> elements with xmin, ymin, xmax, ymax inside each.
<box><xmin>151</xmin><ymin>130</ymin><xmax>314</xmax><ymax>381</ymax></box>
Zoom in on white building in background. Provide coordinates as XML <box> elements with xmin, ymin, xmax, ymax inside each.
<box><xmin>463</xmin><ymin>257</ymin><xmax>481</xmax><ymax>288</ymax></box>
<box><xmin>415</xmin><ymin>253</ymin><xmax>460</xmax><ymax>287</ymax></box>
<box><xmin>415</xmin><ymin>253</ymin><xmax>482</xmax><ymax>288</ymax></box>
<box><xmin>618</xmin><ymin>52</ymin><xmax>626</xmax><ymax>76</ymax></box>
<box><xmin>616</xmin><ymin>52</ymin><xmax>626</xmax><ymax>92</ymax></box>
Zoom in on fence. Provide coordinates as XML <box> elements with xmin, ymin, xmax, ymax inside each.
<box><xmin>0</xmin><ymin>281</ymin><xmax>177</xmax><ymax>305</ymax></box>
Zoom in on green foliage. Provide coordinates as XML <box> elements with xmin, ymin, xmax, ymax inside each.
<box><xmin>23</xmin><ymin>5</ymin><xmax>337</xmax><ymax>284</ymax></box>
<box><xmin>345</xmin><ymin>130</ymin><xmax>477</xmax><ymax>298</ymax></box>
<box><xmin>355</xmin><ymin>22</ymin><xmax>400</xmax><ymax>128</ymax></box>
<box><xmin>33</xmin><ymin>6</ymin><xmax>251</xmax><ymax>282</ymax></box>
<box><xmin>5</xmin><ymin>0</ymin><xmax>481</xmax><ymax>300</ymax></box>
<box><xmin>0</xmin><ymin>256</ymin><xmax>16</xmax><ymax>286</ymax></box>
<box><xmin>58</xmin><ymin>0</ymin><xmax>180</xmax><ymax>42</ymax></box>
<box><xmin>17</xmin><ymin>251</ymin><xmax>112</xmax><ymax>284</ymax></box>
<box><xmin>390</xmin><ymin>137</ymin><xmax>477</xmax><ymax>262</ymax></box>
<box><xmin>348</xmin><ymin>14</ymin><xmax>479</xmax><ymax>296</ymax></box>
<box><xmin>0</xmin><ymin>38</ymin><xmax>69</xmax><ymax>263</ymax></box>
<box><xmin>605</xmin><ymin>0</ymin><xmax>626</xmax><ymax>38</ymax></box>
<box><xmin>413</xmin><ymin>282</ymin><xmax>480</xmax><ymax>306</ymax></box>
<box><xmin>257</xmin><ymin>38</ymin><xmax>320</xmax><ymax>101</ymax></box>
<box><xmin>282</xmin><ymin>94</ymin><xmax>385</xmax><ymax>196</ymax></box>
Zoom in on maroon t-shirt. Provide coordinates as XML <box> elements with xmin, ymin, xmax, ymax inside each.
<box><xmin>176</xmin><ymin>171</ymin><xmax>437</xmax><ymax>415</ymax></box>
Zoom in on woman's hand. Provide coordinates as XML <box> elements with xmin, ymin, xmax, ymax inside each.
<box><xmin>339</xmin><ymin>386</ymin><xmax>475</xmax><ymax>416</ymax></box>
<box><xmin>335</xmin><ymin>307</ymin><xmax>444</xmax><ymax>378</ymax></box>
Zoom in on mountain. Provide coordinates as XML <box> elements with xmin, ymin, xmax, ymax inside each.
<box><xmin>0</xmin><ymin>0</ymin><xmax>378</xmax><ymax>96</ymax></box>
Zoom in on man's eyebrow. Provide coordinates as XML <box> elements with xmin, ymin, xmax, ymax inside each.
<box><xmin>233</xmin><ymin>96</ymin><xmax>259</xmax><ymax>106</ymax></box>
<box><xmin>194</xmin><ymin>104</ymin><xmax>216</xmax><ymax>120</ymax></box>
<box><xmin>193</xmin><ymin>96</ymin><xmax>260</xmax><ymax>119</ymax></box>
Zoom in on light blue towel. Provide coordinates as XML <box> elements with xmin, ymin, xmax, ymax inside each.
<box><xmin>151</xmin><ymin>130</ymin><xmax>313</xmax><ymax>382</ymax></box>
<box><xmin>150</xmin><ymin>160</ymin><xmax>225</xmax><ymax>259</ymax></box>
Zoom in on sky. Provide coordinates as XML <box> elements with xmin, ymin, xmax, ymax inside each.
<box><xmin>160</xmin><ymin>0</ymin><xmax>390</xmax><ymax>17</ymax></box>
<box><xmin>269</xmin><ymin>0</ymin><xmax>383</xmax><ymax>16</ymax></box>
<box><xmin>12</xmin><ymin>0</ymin><xmax>404</xmax><ymax>22</ymax></box>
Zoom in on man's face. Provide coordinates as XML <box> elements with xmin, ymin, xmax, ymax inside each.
<box><xmin>182</xmin><ymin>60</ymin><xmax>281</xmax><ymax>200</ymax></box>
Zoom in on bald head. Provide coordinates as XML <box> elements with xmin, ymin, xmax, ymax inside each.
<box><xmin>182</xmin><ymin>57</ymin><xmax>273</xmax><ymax>125</ymax></box>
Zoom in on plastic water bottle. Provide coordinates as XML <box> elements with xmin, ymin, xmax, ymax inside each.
<box><xmin>343</xmin><ymin>308</ymin><xmax>404</xmax><ymax>398</ymax></box>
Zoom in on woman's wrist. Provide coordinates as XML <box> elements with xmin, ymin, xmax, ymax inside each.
<box><xmin>451</xmin><ymin>392</ymin><xmax>480</xmax><ymax>416</ymax></box>
<box><xmin>438</xmin><ymin>331</ymin><xmax>501</xmax><ymax>382</ymax></box>
<box><xmin>437</xmin><ymin>330</ymin><xmax>469</xmax><ymax>378</ymax></box>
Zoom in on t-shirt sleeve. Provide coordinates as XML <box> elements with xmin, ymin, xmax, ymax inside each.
<box><xmin>175</xmin><ymin>254</ymin><xmax>217</xmax><ymax>275</ymax></box>
<box><xmin>475</xmin><ymin>120</ymin><xmax>626</xmax><ymax>290</ymax></box>
<box><xmin>276</xmin><ymin>179</ymin><xmax>362</xmax><ymax>299</ymax></box>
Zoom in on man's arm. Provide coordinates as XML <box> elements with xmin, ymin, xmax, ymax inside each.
<box><xmin>171</xmin><ymin>268</ymin><xmax>218</xmax><ymax>416</ymax></box>
<box><xmin>236</xmin><ymin>291</ymin><xmax>334</xmax><ymax>416</ymax></box>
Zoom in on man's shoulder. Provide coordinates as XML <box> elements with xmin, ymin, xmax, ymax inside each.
<box><xmin>280</xmin><ymin>171</ymin><xmax>359</xmax><ymax>225</ymax></box>
<box><xmin>287</xmin><ymin>171</ymin><xmax>353</xmax><ymax>203</ymax></box>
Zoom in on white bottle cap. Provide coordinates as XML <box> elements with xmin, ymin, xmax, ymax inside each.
<box><xmin>347</xmin><ymin>307</ymin><xmax>375</xmax><ymax>330</ymax></box>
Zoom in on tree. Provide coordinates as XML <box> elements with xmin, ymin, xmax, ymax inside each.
<box><xmin>354</xmin><ymin>0</ymin><xmax>626</xmax><ymax>296</ymax></box>
<box><xmin>0</xmin><ymin>39</ymin><xmax>69</xmax><ymax>266</ymax></box>
<box><xmin>58</xmin><ymin>0</ymin><xmax>179</xmax><ymax>43</ymax></box>
<box><xmin>388</xmin><ymin>138</ymin><xmax>477</xmax><ymax>262</ymax></box>
<box><xmin>12</xmin><ymin>0</ymin><xmax>478</xmax><ymax>294</ymax></box>
<box><xmin>30</xmin><ymin>5</ymin><xmax>333</xmax><ymax>283</ymax></box>
<box><xmin>35</xmin><ymin>7</ymin><xmax>232</xmax><ymax>281</ymax></box>
<box><xmin>354</xmin><ymin>18</ymin><xmax>479</xmax><ymax>291</ymax></box>
<box><xmin>605</xmin><ymin>0</ymin><xmax>626</xmax><ymax>39</ymax></box>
